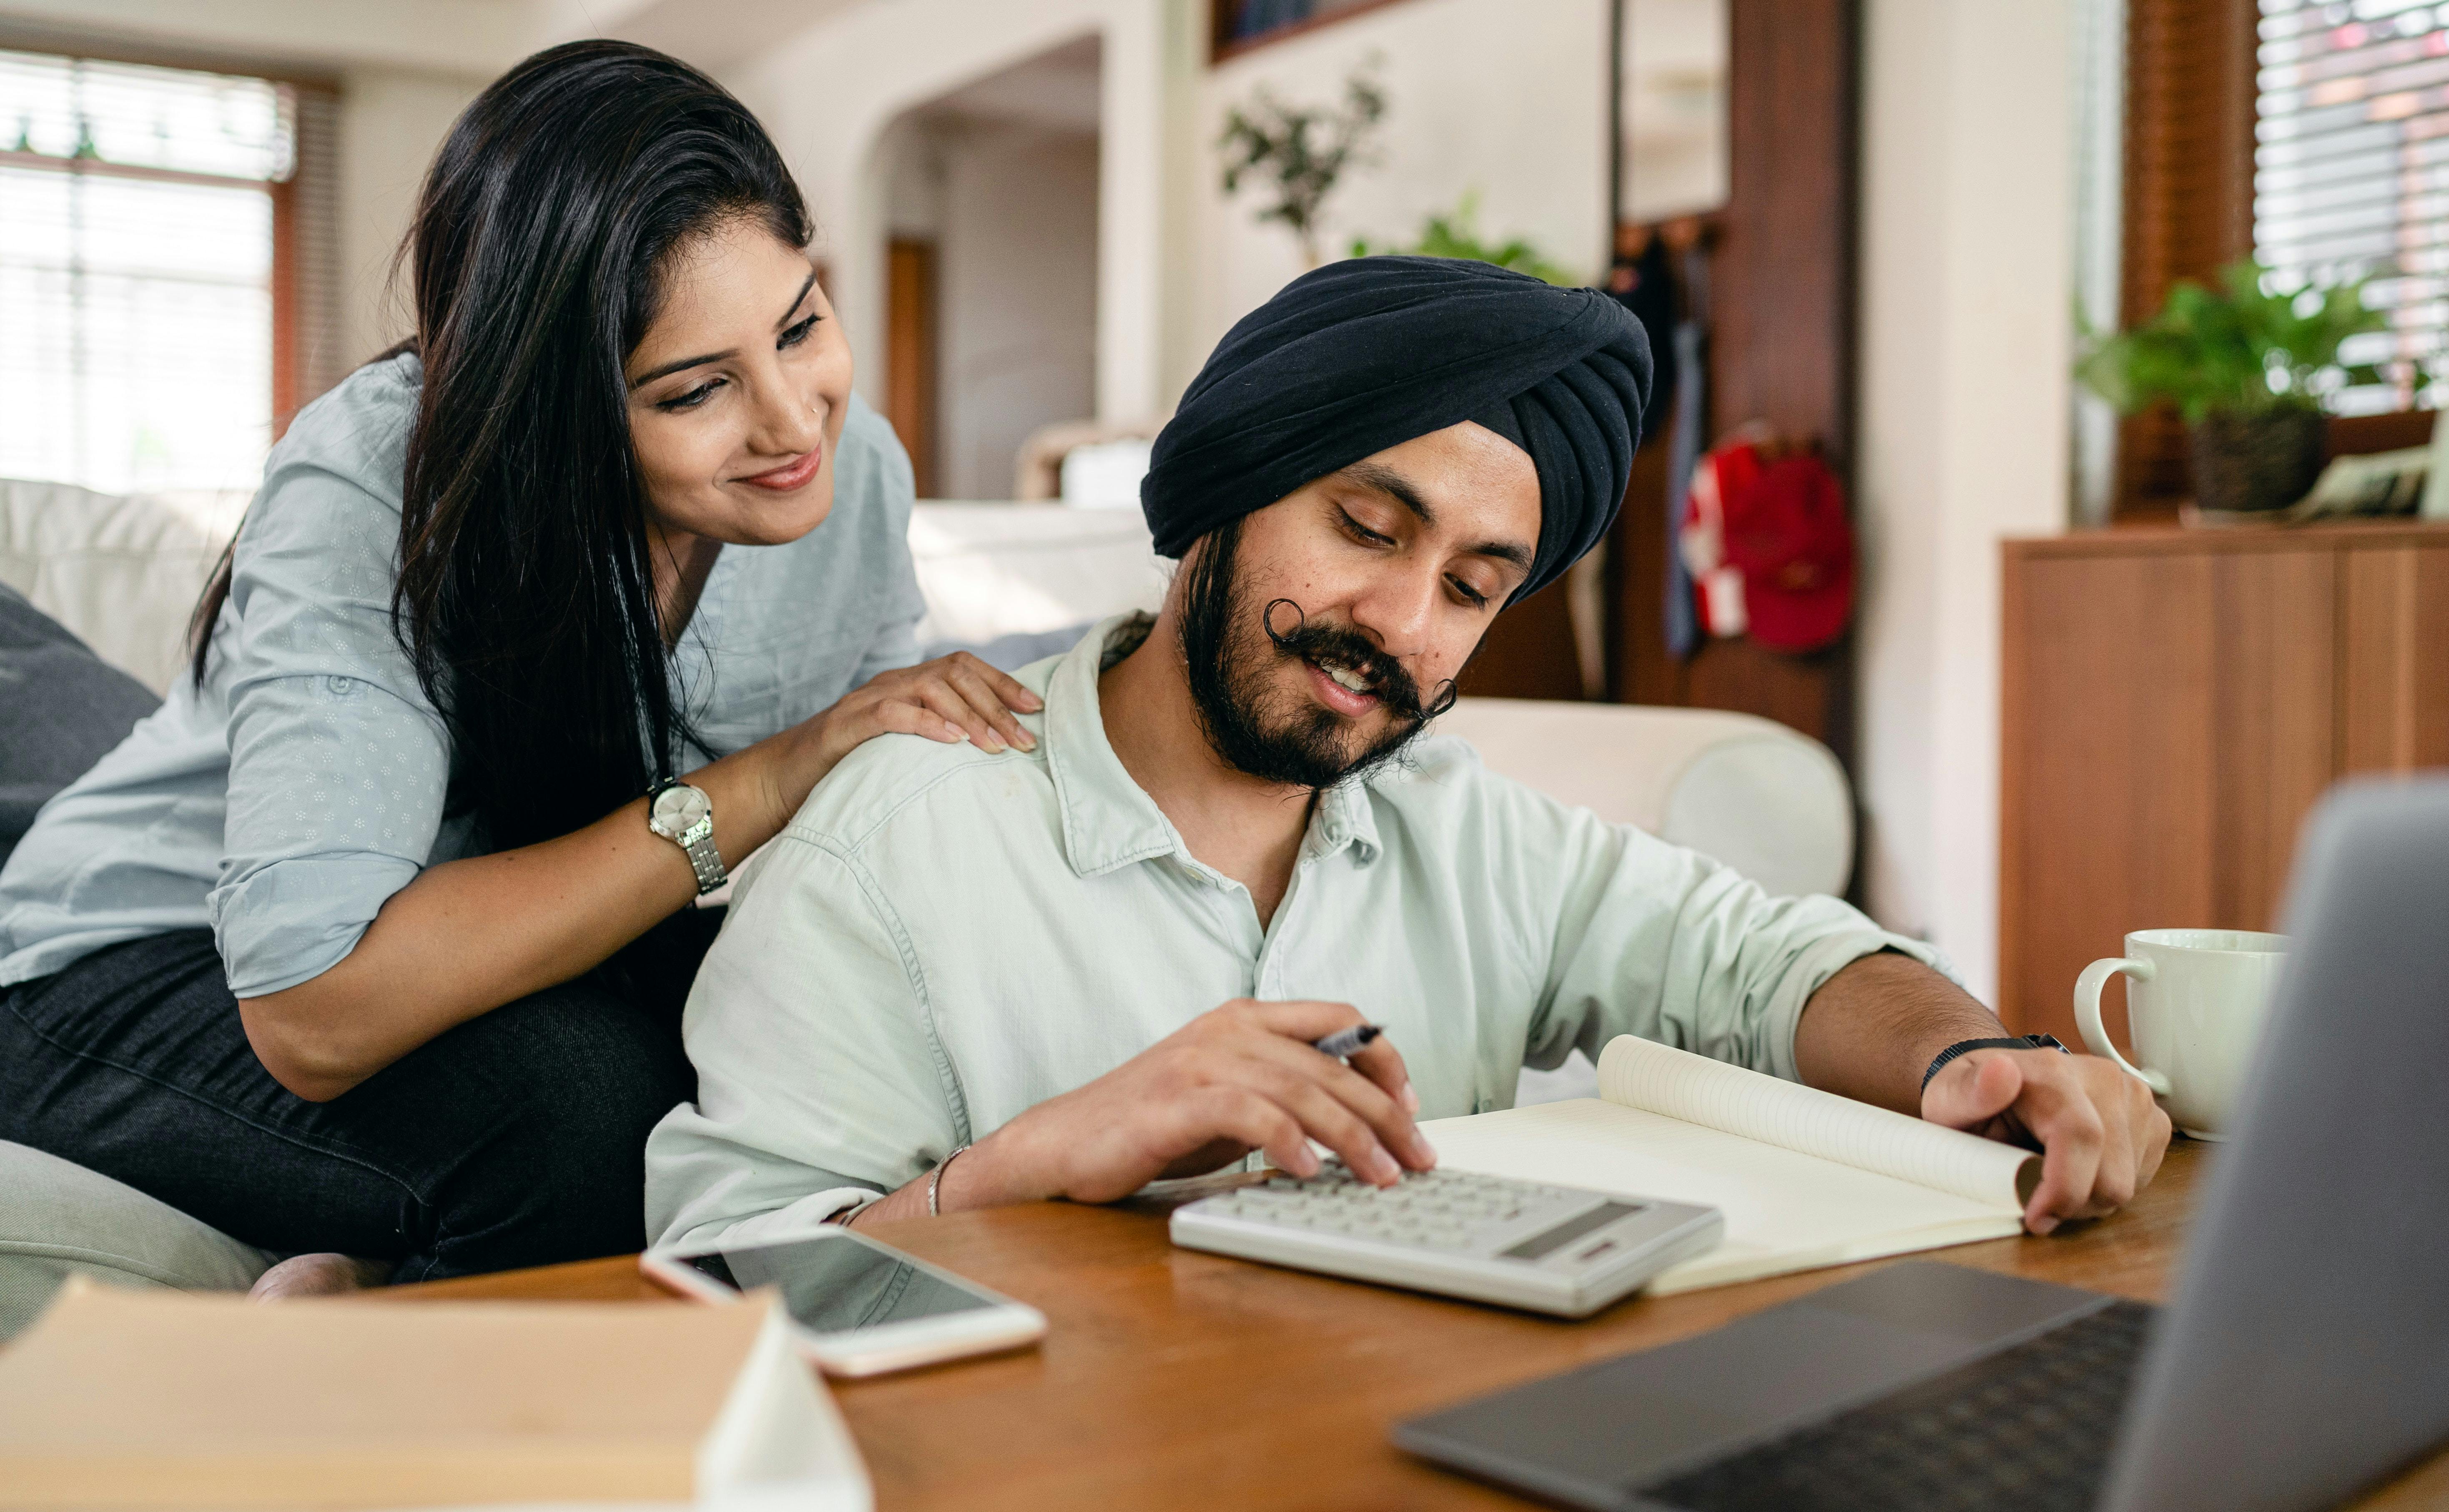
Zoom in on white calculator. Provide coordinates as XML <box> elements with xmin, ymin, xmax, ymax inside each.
<box><xmin>1169</xmin><ymin>1162</ymin><xmax>1722</xmax><ymax>1317</ymax></box>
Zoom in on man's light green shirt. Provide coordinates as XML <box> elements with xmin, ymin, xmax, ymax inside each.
<box><xmin>646</xmin><ymin>615</ymin><xmax>1942</xmax><ymax>1249</ymax></box>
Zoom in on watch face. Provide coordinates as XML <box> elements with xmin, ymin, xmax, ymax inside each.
<box><xmin>652</xmin><ymin>784</ymin><xmax>711</xmax><ymax>835</ymax></box>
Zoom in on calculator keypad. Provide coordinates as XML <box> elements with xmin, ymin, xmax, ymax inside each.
<box><xmin>1172</xmin><ymin>1161</ymin><xmax>1721</xmax><ymax>1316</ymax></box>
<box><xmin>1194</xmin><ymin>1164</ymin><xmax>1608</xmax><ymax>1257</ymax></box>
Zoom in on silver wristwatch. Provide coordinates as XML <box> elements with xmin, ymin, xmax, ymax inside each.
<box><xmin>647</xmin><ymin>777</ymin><xmax>727</xmax><ymax>895</ymax></box>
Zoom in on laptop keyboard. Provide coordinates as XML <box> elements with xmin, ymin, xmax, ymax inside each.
<box><xmin>1638</xmin><ymin>1299</ymin><xmax>2156</xmax><ymax>1512</ymax></box>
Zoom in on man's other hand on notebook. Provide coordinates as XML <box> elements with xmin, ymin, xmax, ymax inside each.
<box><xmin>1922</xmin><ymin>1048</ymin><xmax>2173</xmax><ymax>1235</ymax></box>
<box><xmin>1794</xmin><ymin>951</ymin><xmax>2173</xmax><ymax>1236</ymax></box>
<box><xmin>931</xmin><ymin>999</ymin><xmax>1440</xmax><ymax>1212</ymax></box>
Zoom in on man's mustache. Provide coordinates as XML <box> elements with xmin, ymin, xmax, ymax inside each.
<box><xmin>1260</xmin><ymin>599</ymin><xmax>1458</xmax><ymax>723</ymax></box>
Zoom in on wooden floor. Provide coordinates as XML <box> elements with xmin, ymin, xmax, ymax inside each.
<box><xmin>394</xmin><ymin>1143</ymin><xmax>2449</xmax><ymax>1510</ymax></box>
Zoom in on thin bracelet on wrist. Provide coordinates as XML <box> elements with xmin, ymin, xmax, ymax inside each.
<box><xmin>926</xmin><ymin>1144</ymin><xmax>972</xmax><ymax>1219</ymax></box>
<box><xmin>1921</xmin><ymin>1033</ymin><xmax>2070</xmax><ymax>1091</ymax></box>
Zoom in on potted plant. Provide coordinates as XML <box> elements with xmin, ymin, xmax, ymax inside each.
<box><xmin>1218</xmin><ymin>64</ymin><xmax>1386</xmax><ymax>266</ymax></box>
<box><xmin>1350</xmin><ymin>191</ymin><xmax>1581</xmax><ymax>286</ymax></box>
<box><xmin>2075</xmin><ymin>261</ymin><xmax>2386</xmax><ymax>514</ymax></box>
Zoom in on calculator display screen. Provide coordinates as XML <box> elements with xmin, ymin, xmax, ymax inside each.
<box><xmin>1501</xmin><ymin>1201</ymin><xmax>1646</xmax><ymax>1261</ymax></box>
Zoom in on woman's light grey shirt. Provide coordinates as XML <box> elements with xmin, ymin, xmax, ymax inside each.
<box><xmin>0</xmin><ymin>354</ymin><xmax>927</xmax><ymax>997</ymax></box>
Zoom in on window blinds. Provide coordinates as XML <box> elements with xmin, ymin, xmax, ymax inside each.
<box><xmin>2257</xmin><ymin>0</ymin><xmax>2449</xmax><ymax>413</ymax></box>
<box><xmin>286</xmin><ymin>83</ymin><xmax>346</xmax><ymax>414</ymax></box>
<box><xmin>0</xmin><ymin>50</ymin><xmax>296</xmax><ymax>494</ymax></box>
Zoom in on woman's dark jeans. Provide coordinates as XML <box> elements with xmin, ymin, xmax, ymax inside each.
<box><xmin>0</xmin><ymin>910</ymin><xmax>718</xmax><ymax>1282</ymax></box>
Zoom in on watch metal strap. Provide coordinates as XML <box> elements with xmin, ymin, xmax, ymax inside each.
<box><xmin>679</xmin><ymin>817</ymin><xmax>725</xmax><ymax>895</ymax></box>
<box><xmin>1921</xmin><ymin>1033</ymin><xmax>2068</xmax><ymax>1091</ymax></box>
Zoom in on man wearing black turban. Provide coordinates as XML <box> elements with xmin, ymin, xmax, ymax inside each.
<box><xmin>647</xmin><ymin>259</ymin><xmax>2170</xmax><ymax>1249</ymax></box>
<box><xmin>1144</xmin><ymin>256</ymin><xmax>1647</xmax><ymax>601</ymax></box>
<box><xmin>1137</xmin><ymin>257</ymin><xmax>1651</xmax><ymax>792</ymax></box>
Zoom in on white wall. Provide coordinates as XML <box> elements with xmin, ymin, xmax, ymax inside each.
<box><xmin>1854</xmin><ymin>0</ymin><xmax>2078</xmax><ymax>1003</ymax></box>
<box><xmin>717</xmin><ymin>0</ymin><xmax>1172</xmax><ymax>425</ymax></box>
<box><xmin>935</xmin><ymin>127</ymin><xmax>1100</xmax><ymax>497</ymax></box>
<box><xmin>334</xmin><ymin>67</ymin><xmax>486</xmax><ymax>366</ymax></box>
<box><xmin>1186</xmin><ymin>0</ymin><xmax>1611</xmax><ymax>394</ymax></box>
<box><xmin>0</xmin><ymin>0</ymin><xmax>521</xmax><ymax>75</ymax></box>
<box><xmin>1619</xmin><ymin>0</ymin><xmax>1728</xmax><ymax>223</ymax></box>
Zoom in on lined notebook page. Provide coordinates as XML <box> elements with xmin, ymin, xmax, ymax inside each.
<box><xmin>1598</xmin><ymin>1036</ymin><xmax>2036</xmax><ymax>1209</ymax></box>
<box><xmin>1424</xmin><ymin>1098</ymin><xmax>2026</xmax><ymax>1294</ymax></box>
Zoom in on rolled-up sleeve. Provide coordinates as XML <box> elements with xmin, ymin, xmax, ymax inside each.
<box><xmin>1522</xmin><ymin>800</ymin><xmax>1949</xmax><ymax>1086</ymax></box>
<box><xmin>645</xmin><ymin>822</ymin><xmax>963</xmax><ymax>1250</ymax></box>
<box><xmin>206</xmin><ymin>453</ymin><xmax>449</xmax><ymax>998</ymax></box>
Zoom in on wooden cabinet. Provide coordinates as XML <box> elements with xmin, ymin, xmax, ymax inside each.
<box><xmin>2000</xmin><ymin>523</ymin><xmax>2449</xmax><ymax>1045</ymax></box>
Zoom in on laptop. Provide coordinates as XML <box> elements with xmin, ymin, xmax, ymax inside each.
<box><xmin>1394</xmin><ymin>777</ymin><xmax>2449</xmax><ymax>1512</ymax></box>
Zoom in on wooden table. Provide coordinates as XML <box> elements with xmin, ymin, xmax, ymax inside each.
<box><xmin>398</xmin><ymin>1143</ymin><xmax>2449</xmax><ymax>1509</ymax></box>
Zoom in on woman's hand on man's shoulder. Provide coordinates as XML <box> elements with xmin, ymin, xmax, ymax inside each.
<box><xmin>760</xmin><ymin>652</ymin><xmax>1045</xmax><ymax>825</ymax></box>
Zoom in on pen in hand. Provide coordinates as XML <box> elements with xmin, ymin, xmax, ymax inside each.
<box><xmin>1311</xmin><ymin>1023</ymin><xmax>1382</xmax><ymax>1060</ymax></box>
<box><xmin>1307</xmin><ymin>1021</ymin><xmax>1429</xmax><ymax>1164</ymax></box>
<box><xmin>1307</xmin><ymin>1022</ymin><xmax>1427</xmax><ymax>1152</ymax></box>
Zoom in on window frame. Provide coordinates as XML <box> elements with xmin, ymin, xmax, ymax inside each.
<box><xmin>2114</xmin><ymin>0</ymin><xmax>2259</xmax><ymax>519</ymax></box>
<box><xmin>2115</xmin><ymin>0</ymin><xmax>2441</xmax><ymax>519</ymax></box>
<box><xmin>0</xmin><ymin>36</ymin><xmax>330</xmax><ymax>449</ymax></box>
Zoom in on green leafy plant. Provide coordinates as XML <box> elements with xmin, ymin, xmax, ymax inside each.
<box><xmin>1350</xmin><ymin>191</ymin><xmax>1581</xmax><ymax>286</ymax></box>
<box><xmin>1218</xmin><ymin>63</ymin><xmax>1386</xmax><ymax>266</ymax></box>
<box><xmin>2074</xmin><ymin>261</ymin><xmax>2386</xmax><ymax>421</ymax></box>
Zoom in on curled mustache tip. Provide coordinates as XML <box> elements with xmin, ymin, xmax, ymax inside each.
<box><xmin>1261</xmin><ymin>597</ymin><xmax>1307</xmax><ymax>648</ymax></box>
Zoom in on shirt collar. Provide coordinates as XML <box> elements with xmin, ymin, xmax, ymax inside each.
<box><xmin>1044</xmin><ymin>614</ymin><xmax>1383</xmax><ymax>878</ymax></box>
<box><xmin>1310</xmin><ymin>775</ymin><xmax>1382</xmax><ymax>866</ymax></box>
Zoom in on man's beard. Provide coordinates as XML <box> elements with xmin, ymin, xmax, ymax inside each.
<box><xmin>1177</xmin><ymin>518</ymin><xmax>1457</xmax><ymax>790</ymax></box>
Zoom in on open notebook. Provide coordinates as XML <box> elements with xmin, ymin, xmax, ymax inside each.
<box><xmin>1426</xmin><ymin>1036</ymin><xmax>2041</xmax><ymax>1294</ymax></box>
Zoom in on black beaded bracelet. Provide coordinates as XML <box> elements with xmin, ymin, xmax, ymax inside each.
<box><xmin>1921</xmin><ymin>1033</ymin><xmax>2069</xmax><ymax>1092</ymax></box>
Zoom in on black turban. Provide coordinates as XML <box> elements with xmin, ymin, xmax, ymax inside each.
<box><xmin>1141</xmin><ymin>255</ymin><xmax>1654</xmax><ymax>601</ymax></box>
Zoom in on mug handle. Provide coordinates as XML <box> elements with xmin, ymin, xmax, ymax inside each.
<box><xmin>2074</xmin><ymin>957</ymin><xmax>2172</xmax><ymax>1096</ymax></box>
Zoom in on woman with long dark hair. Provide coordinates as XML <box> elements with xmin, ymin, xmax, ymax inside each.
<box><xmin>0</xmin><ymin>41</ymin><xmax>1036</xmax><ymax>1287</ymax></box>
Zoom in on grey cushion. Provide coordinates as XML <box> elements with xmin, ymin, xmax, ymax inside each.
<box><xmin>0</xmin><ymin>1141</ymin><xmax>270</xmax><ymax>1338</ymax></box>
<box><xmin>0</xmin><ymin>581</ymin><xmax>159</xmax><ymax>866</ymax></box>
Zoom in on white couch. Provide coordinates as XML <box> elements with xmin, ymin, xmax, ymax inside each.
<box><xmin>0</xmin><ymin>479</ymin><xmax>253</xmax><ymax>695</ymax></box>
<box><xmin>0</xmin><ymin>480</ymin><xmax>1854</xmax><ymax>1327</ymax></box>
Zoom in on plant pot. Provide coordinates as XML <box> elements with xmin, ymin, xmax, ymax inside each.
<box><xmin>2187</xmin><ymin>406</ymin><xmax>2328</xmax><ymax>514</ymax></box>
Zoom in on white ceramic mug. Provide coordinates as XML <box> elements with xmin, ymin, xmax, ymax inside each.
<box><xmin>2073</xmin><ymin>928</ymin><xmax>2288</xmax><ymax>1140</ymax></box>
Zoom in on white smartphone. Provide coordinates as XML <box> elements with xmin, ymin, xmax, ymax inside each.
<box><xmin>640</xmin><ymin>1225</ymin><xmax>1046</xmax><ymax>1377</ymax></box>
